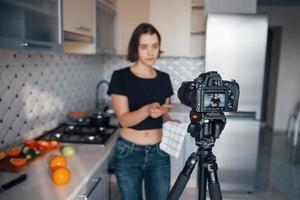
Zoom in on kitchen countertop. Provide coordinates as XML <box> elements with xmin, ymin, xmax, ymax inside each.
<box><xmin>0</xmin><ymin>106</ymin><xmax>187</xmax><ymax>200</ymax></box>
<box><xmin>0</xmin><ymin>129</ymin><xmax>119</xmax><ymax>200</ymax></box>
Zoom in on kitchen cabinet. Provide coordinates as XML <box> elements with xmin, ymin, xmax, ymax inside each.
<box><xmin>0</xmin><ymin>0</ymin><xmax>63</xmax><ymax>51</ymax></box>
<box><xmin>116</xmin><ymin>0</ymin><xmax>203</xmax><ymax>57</ymax></box>
<box><xmin>96</xmin><ymin>1</ymin><xmax>116</xmax><ymax>54</ymax></box>
<box><xmin>64</xmin><ymin>0</ymin><xmax>94</xmax><ymax>37</ymax></box>
<box><xmin>149</xmin><ymin>0</ymin><xmax>191</xmax><ymax>57</ymax></box>
<box><xmin>98</xmin><ymin>0</ymin><xmax>116</xmax><ymax>10</ymax></box>
<box><xmin>205</xmin><ymin>0</ymin><xmax>257</xmax><ymax>14</ymax></box>
<box><xmin>190</xmin><ymin>0</ymin><xmax>206</xmax><ymax>57</ymax></box>
<box><xmin>115</xmin><ymin>0</ymin><xmax>149</xmax><ymax>55</ymax></box>
<box><xmin>63</xmin><ymin>0</ymin><xmax>96</xmax><ymax>54</ymax></box>
<box><xmin>77</xmin><ymin>159</ymin><xmax>109</xmax><ymax>200</ymax></box>
<box><xmin>63</xmin><ymin>0</ymin><xmax>116</xmax><ymax>54</ymax></box>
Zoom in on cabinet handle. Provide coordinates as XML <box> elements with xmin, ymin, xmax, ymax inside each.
<box><xmin>76</xmin><ymin>26</ymin><xmax>91</xmax><ymax>32</ymax></box>
<box><xmin>78</xmin><ymin>177</ymin><xmax>102</xmax><ymax>200</ymax></box>
<box><xmin>21</xmin><ymin>43</ymin><xmax>51</xmax><ymax>49</ymax></box>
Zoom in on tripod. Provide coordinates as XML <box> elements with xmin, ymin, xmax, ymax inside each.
<box><xmin>167</xmin><ymin>111</ymin><xmax>226</xmax><ymax>200</ymax></box>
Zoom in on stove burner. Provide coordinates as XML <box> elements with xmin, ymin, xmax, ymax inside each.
<box><xmin>54</xmin><ymin>133</ymin><xmax>62</xmax><ymax>138</ymax></box>
<box><xmin>98</xmin><ymin>127</ymin><xmax>105</xmax><ymax>131</ymax></box>
<box><xmin>87</xmin><ymin>136</ymin><xmax>95</xmax><ymax>141</ymax></box>
<box><xmin>38</xmin><ymin>123</ymin><xmax>118</xmax><ymax>145</ymax></box>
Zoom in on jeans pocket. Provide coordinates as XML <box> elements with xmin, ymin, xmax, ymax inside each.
<box><xmin>157</xmin><ymin>146</ymin><xmax>169</xmax><ymax>157</ymax></box>
<box><xmin>115</xmin><ymin>143</ymin><xmax>131</xmax><ymax>158</ymax></box>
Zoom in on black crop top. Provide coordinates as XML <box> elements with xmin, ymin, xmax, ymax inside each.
<box><xmin>107</xmin><ymin>67</ymin><xmax>173</xmax><ymax>130</ymax></box>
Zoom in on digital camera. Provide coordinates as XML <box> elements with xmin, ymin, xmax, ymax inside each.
<box><xmin>178</xmin><ymin>71</ymin><xmax>239</xmax><ymax>113</ymax></box>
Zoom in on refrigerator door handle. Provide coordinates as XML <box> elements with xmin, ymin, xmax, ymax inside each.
<box><xmin>225</xmin><ymin>111</ymin><xmax>256</xmax><ymax>119</ymax></box>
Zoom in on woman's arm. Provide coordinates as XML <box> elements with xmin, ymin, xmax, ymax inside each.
<box><xmin>111</xmin><ymin>94</ymin><xmax>166</xmax><ymax>128</ymax></box>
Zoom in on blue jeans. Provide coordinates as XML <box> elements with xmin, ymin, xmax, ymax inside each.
<box><xmin>114</xmin><ymin>136</ymin><xmax>170</xmax><ymax>200</ymax></box>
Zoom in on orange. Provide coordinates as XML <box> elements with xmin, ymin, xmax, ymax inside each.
<box><xmin>49</xmin><ymin>156</ymin><xmax>67</xmax><ymax>170</ymax></box>
<box><xmin>10</xmin><ymin>158</ymin><xmax>28</xmax><ymax>167</ymax></box>
<box><xmin>51</xmin><ymin>167</ymin><xmax>71</xmax><ymax>185</ymax></box>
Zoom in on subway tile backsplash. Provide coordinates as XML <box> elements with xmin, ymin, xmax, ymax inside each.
<box><xmin>0</xmin><ymin>49</ymin><xmax>204</xmax><ymax>148</ymax></box>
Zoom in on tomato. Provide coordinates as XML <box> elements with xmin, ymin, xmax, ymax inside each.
<box><xmin>24</xmin><ymin>140</ymin><xmax>37</xmax><ymax>148</ymax></box>
<box><xmin>49</xmin><ymin>141</ymin><xmax>59</xmax><ymax>149</ymax></box>
<box><xmin>6</xmin><ymin>147</ymin><xmax>22</xmax><ymax>157</ymax></box>
<box><xmin>10</xmin><ymin>158</ymin><xmax>28</xmax><ymax>167</ymax></box>
<box><xmin>37</xmin><ymin>145</ymin><xmax>46</xmax><ymax>152</ymax></box>
<box><xmin>37</xmin><ymin>140</ymin><xmax>50</xmax><ymax>151</ymax></box>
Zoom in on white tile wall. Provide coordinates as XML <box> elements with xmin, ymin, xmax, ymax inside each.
<box><xmin>0</xmin><ymin>49</ymin><xmax>204</xmax><ymax>149</ymax></box>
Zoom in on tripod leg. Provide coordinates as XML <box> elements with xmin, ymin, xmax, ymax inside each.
<box><xmin>198</xmin><ymin>154</ymin><xmax>207</xmax><ymax>200</ymax></box>
<box><xmin>167</xmin><ymin>153</ymin><xmax>198</xmax><ymax>200</ymax></box>
<box><xmin>206</xmin><ymin>153</ymin><xmax>222</xmax><ymax>200</ymax></box>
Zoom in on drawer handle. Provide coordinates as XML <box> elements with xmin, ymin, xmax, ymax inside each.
<box><xmin>78</xmin><ymin>177</ymin><xmax>102</xmax><ymax>200</ymax></box>
<box><xmin>21</xmin><ymin>43</ymin><xmax>51</xmax><ymax>49</ymax></box>
<box><xmin>76</xmin><ymin>26</ymin><xmax>91</xmax><ymax>32</ymax></box>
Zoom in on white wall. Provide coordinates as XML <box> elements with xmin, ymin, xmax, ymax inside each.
<box><xmin>258</xmin><ymin>6</ymin><xmax>300</xmax><ymax>131</ymax></box>
<box><xmin>205</xmin><ymin>0</ymin><xmax>257</xmax><ymax>14</ymax></box>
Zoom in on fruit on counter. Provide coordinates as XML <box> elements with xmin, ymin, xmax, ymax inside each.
<box><xmin>37</xmin><ymin>140</ymin><xmax>50</xmax><ymax>151</ymax></box>
<box><xmin>49</xmin><ymin>156</ymin><xmax>67</xmax><ymax>170</ymax></box>
<box><xmin>61</xmin><ymin>146</ymin><xmax>77</xmax><ymax>157</ymax></box>
<box><xmin>49</xmin><ymin>140</ymin><xmax>59</xmax><ymax>150</ymax></box>
<box><xmin>24</xmin><ymin>139</ymin><xmax>37</xmax><ymax>148</ymax></box>
<box><xmin>0</xmin><ymin>151</ymin><xmax>7</xmax><ymax>160</ymax></box>
<box><xmin>6</xmin><ymin>147</ymin><xmax>22</xmax><ymax>157</ymax></box>
<box><xmin>10</xmin><ymin>158</ymin><xmax>28</xmax><ymax>167</ymax></box>
<box><xmin>51</xmin><ymin>167</ymin><xmax>71</xmax><ymax>185</ymax></box>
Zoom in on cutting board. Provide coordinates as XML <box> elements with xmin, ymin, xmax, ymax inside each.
<box><xmin>0</xmin><ymin>147</ymin><xmax>59</xmax><ymax>173</ymax></box>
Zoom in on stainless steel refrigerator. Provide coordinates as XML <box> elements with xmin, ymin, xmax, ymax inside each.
<box><xmin>205</xmin><ymin>14</ymin><xmax>268</xmax><ymax>192</ymax></box>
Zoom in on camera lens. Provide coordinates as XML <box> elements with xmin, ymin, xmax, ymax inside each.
<box><xmin>178</xmin><ymin>81</ymin><xmax>194</xmax><ymax>107</ymax></box>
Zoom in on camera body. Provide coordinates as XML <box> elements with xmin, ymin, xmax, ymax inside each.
<box><xmin>178</xmin><ymin>71</ymin><xmax>239</xmax><ymax>113</ymax></box>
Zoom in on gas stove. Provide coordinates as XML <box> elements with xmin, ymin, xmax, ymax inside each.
<box><xmin>38</xmin><ymin>123</ymin><xmax>118</xmax><ymax>146</ymax></box>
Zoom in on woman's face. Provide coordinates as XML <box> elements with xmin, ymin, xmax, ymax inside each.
<box><xmin>137</xmin><ymin>33</ymin><xmax>160</xmax><ymax>67</ymax></box>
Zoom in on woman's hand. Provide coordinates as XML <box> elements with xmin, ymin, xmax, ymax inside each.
<box><xmin>148</xmin><ymin>102</ymin><xmax>168</xmax><ymax>118</ymax></box>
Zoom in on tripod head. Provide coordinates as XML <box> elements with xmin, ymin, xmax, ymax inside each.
<box><xmin>187</xmin><ymin>111</ymin><xmax>226</xmax><ymax>149</ymax></box>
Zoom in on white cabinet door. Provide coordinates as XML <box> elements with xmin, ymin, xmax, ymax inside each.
<box><xmin>149</xmin><ymin>0</ymin><xmax>191</xmax><ymax>57</ymax></box>
<box><xmin>64</xmin><ymin>0</ymin><xmax>94</xmax><ymax>36</ymax></box>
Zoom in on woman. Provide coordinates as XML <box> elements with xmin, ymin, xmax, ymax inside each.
<box><xmin>107</xmin><ymin>23</ymin><xmax>177</xmax><ymax>200</ymax></box>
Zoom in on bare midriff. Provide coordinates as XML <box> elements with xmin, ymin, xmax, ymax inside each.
<box><xmin>120</xmin><ymin>128</ymin><xmax>162</xmax><ymax>145</ymax></box>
